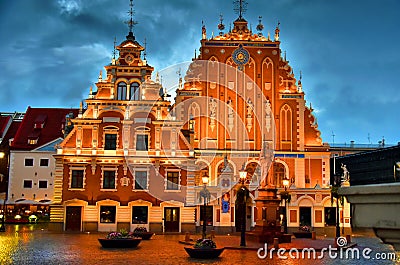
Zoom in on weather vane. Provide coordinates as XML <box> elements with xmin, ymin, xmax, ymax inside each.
<box><xmin>233</xmin><ymin>0</ymin><xmax>248</xmax><ymax>19</ymax></box>
<box><xmin>126</xmin><ymin>0</ymin><xmax>138</xmax><ymax>33</ymax></box>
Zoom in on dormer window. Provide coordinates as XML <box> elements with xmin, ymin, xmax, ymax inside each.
<box><xmin>130</xmin><ymin>82</ymin><xmax>140</xmax><ymax>101</ymax></box>
<box><xmin>27</xmin><ymin>130</ymin><xmax>40</xmax><ymax>145</ymax></box>
<box><xmin>117</xmin><ymin>82</ymin><xmax>127</xmax><ymax>100</ymax></box>
<box><xmin>34</xmin><ymin>114</ymin><xmax>47</xmax><ymax>129</ymax></box>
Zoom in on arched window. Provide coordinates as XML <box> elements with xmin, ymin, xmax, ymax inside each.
<box><xmin>130</xmin><ymin>82</ymin><xmax>140</xmax><ymax>101</ymax></box>
<box><xmin>280</xmin><ymin>104</ymin><xmax>293</xmax><ymax>150</ymax></box>
<box><xmin>117</xmin><ymin>82</ymin><xmax>127</xmax><ymax>100</ymax></box>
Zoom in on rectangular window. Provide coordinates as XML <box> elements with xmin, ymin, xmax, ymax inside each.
<box><xmin>200</xmin><ymin>206</ymin><xmax>213</xmax><ymax>226</ymax></box>
<box><xmin>104</xmin><ymin>134</ymin><xmax>117</xmax><ymax>150</ymax></box>
<box><xmin>135</xmin><ymin>171</ymin><xmax>147</xmax><ymax>190</ymax></box>
<box><xmin>40</xmin><ymin>158</ymin><xmax>49</xmax><ymax>167</ymax></box>
<box><xmin>23</xmin><ymin>180</ymin><xmax>33</xmax><ymax>188</ymax></box>
<box><xmin>71</xmin><ymin>170</ymin><xmax>84</xmax><ymax>189</ymax></box>
<box><xmin>100</xmin><ymin>206</ymin><xmax>116</xmax><ymax>223</ymax></box>
<box><xmin>103</xmin><ymin>171</ymin><xmax>116</xmax><ymax>189</ymax></box>
<box><xmin>132</xmin><ymin>206</ymin><xmax>148</xmax><ymax>224</ymax></box>
<box><xmin>25</xmin><ymin>158</ymin><xmax>34</xmax><ymax>167</ymax></box>
<box><xmin>136</xmin><ymin>134</ymin><xmax>148</xmax><ymax>151</ymax></box>
<box><xmin>166</xmin><ymin>172</ymin><xmax>179</xmax><ymax>190</ymax></box>
<box><xmin>38</xmin><ymin>180</ymin><xmax>48</xmax><ymax>189</ymax></box>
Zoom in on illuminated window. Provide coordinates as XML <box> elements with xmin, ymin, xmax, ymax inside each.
<box><xmin>166</xmin><ymin>172</ymin><xmax>180</xmax><ymax>190</ymax></box>
<box><xmin>100</xmin><ymin>206</ymin><xmax>116</xmax><ymax>223</ymax></box>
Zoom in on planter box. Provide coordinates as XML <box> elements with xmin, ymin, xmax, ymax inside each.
<box><xmin>98</xmin><ymin>238</ymin><xmax>141</xmax><ymax>248</ymax></box>
<box><xmin>293</xmin><ymin>232</ymin><xmax>312</xmax><ymax>238</ymax></box>
<box><xmin>184</xmin><ymin>247</ymin><xmax>225</xmax><ymax>259</ymax></box>
<box><xmin>133</xmin><ymin>232</ymin><xmax>154</xmax><ymax>240</ymax></box>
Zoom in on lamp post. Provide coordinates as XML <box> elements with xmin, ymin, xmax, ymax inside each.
<box><xmin>0</xmin><ymin>151</ymin><xmax>7</xmax><ymax>232</ymax></box>
<box><xmin>331</xmin><ymin>173</ymin><xmax>341</xmax><ymax>239</ymax></box>
<box><xmin>200</xmin><ymin>172</ymin><xmax>210</xmax><ymax>239</ymax></box>
<box><xmin>282</xmin><ymin>178</ymin><xmax>290</xmax><ymax>234</ymax></box>
<box><xmin>238</xmin><ymin>164</ymin><xmax>249</xmax><ymax>247</ymax></box>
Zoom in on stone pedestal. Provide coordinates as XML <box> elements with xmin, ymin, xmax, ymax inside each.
<box><xmin>247</xmin><ymin>187</ymin><xmax>291</xmax><ymax>243</ymax></box>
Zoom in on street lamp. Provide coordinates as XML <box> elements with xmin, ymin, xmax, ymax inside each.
<box><xmin>282</xmin><ymin>177</ymin><xmax>290</xmax><ymax>234</ymax></box>
<box><xmin>237</xmin><ymin>164</ymin><xmax>249</xmax><ymax>247</ymax></box>
<box><xmin>200</xmin><ymin>172</ymin><xmax>210</xmax><ymax>239</ymax></box>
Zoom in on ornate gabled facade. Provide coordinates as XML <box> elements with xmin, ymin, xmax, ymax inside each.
<box><xmin>175</xmin><ymin>12</ymin><xmax>350</xmax><ymax>234</ymax></box>
<box><xmin>50</xmin><ymin>27</ymin><xmax>195</xmax><ymax>232</ymax></box>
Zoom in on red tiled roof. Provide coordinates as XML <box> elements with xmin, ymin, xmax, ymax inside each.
<box><xmin>11</xmin><ymin>107</ymin><xmax>79</xmax><ymax>150</ymax></box>
<box><xmin>0</xmin><ymin>115</ymin><xmax>11</xmax><ymax>137</ymax></box>
<box><xmin>1</xmin><ymin>120</ymin><xmax>21</xmax><ymax>148</ymax></box>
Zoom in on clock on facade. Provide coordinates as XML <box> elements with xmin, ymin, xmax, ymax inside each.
<box><xmin>232</xmin><ymin>45</ymin><xmax>250</xmax><ymax>67</ymax></box>
<box><xmin>125</xmin><ymin>54</ymin><xmax>133</xmax><ymax>63</ymax></box>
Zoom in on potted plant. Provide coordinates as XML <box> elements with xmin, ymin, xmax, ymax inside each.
<box><xmin>293</xmin><ymin>225</ymin><xmax>312</xmax><ymax>238</ymax></box>
<box><xmin>133</xmin><ymin>227</ymin><xmax>154</xmax><ymax>240</ymax></box>
<box><xmin>98</xmin><ymin>228</ymin><xmax>141</xmax><ymax>248</ymax></box>
<box><xmin>184</xmin><ymin>238</ymin><xmax>225</xmax><ymax>259</ymax></box>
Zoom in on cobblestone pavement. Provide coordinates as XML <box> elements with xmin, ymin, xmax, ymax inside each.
<box><xmin>0</xmin><ymin>225</ymin><xmax>399</xmax><ymax>265</ymax></box>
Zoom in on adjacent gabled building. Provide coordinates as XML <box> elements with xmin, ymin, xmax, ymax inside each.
<box><xmin>0</xmin><ymin>112</ymin><xmax>23</xmax><ymax>202</ymax></box>
<box><xmin>7</xmin><ymin>107</ymin><xmax>78</xmax><ymax>222</ymax></box>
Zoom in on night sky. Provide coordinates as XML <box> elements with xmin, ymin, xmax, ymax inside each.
<box><xmin>0</xmin><ymin>0</ymin><xmax>399</xmax><ymax>145</ymax></box>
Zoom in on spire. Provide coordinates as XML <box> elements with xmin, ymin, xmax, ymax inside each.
<box><xmin>233</xmin><ymin>0</ymin><xmax>248</xmax><ymax>20</ymax></box>
<box><xmin>143</xmin><ymin>37</ymin><xmax>147</xmax><ymax>60</ymax></box>
<box><xmin>274</xmin><ymin>21</ymin><xmax>280</xmax><ymax>41</ymax></box>
<box><xmin>256</xmin><ymin>16</ymin><xmax>264</xmax><ymax>36</ymax></box>
<box><xmin>218</xmin><ymin>14</ymin><xmax>225</xmax><ymax>35</ymax></box>
<box><xmin>111</xmin><ymin>37</ymin><xmax>117</xmax><ymax>65</ymax></box>
<box><xmin>298</xmin><ymin>71</ymin><xmax>303</xmax><ymax>93</ymax></box>
<box><xmin>202</xmin><ymin>20</ymin><xmax>207</xmax><ymax>40</ymax></box>
<box><xmin>125</xmin><ymin>0</ymin><xmax>138</xmax><ymax>40</ymax></box>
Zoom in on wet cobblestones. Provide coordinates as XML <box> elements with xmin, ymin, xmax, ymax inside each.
<box><xmin>0</xmin><ymin>225</ymin><xmax>398</xmax><ymax>265</ymax></box>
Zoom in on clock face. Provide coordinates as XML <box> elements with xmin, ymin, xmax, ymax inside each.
<box><xmin>232</xmin><ymin>45</ymin><xmax>250</xmax><ymax>66</ymax></box>
<box><xmin>125</xmin><ymin>54</ymin><xmax>133</xmax><ymax>63</ymax></box>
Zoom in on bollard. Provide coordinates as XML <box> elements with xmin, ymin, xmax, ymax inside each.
<box><xmin>346</xmin><ymin>234</ymin><xmax>351</xmax><ymax>243</ymax></box>
<box><xmin>273</xmin><ymin>238</ymin><xmax>279</xmax><ymax>249</ymax></box>
<box><xmin>312</xmin><ymin>231</ymin><xmax>316</xmax><ymax>240</ymax></box>
<box><xmin>210</xmin><ymin>230</ymin><xmax>215</xmax><ymax>240</ymax></box>
<box><xmin>185</xmin><ymin>232</ymin><xmax>190</xmax><ymax>242</ymax></box>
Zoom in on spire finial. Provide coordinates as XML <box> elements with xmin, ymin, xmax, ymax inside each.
<box><xmin>233</xmin><ymin>0</ymin><xmax>248</xmax><ymax>20</ymax></box>
<box><xmin>125</xmin><ymin>0</ymin><xmax>137</xmax><ymax>36</ymax></box>
<box><xmin>143</xmin><ymin>37</ymin><xmax>147</xmax><ymax>60</ymax></box>
<box><xmin>177</xmin><ymin>68</ymin><xmax>183</xmax><ymax>90</ymax></box>
<box><xmin>256</xmin><ymin>16</ymin><xmax>264</xmax><ymax>35</ymax></box>
<box><xmin>218</xmin><ymin>13</ymin><xmax>225</xmax><ymax>35</ymax></box>
<box><xmin>274</xmin><ymin>20</ymin><xmax>280</xmax><ymax>41</ymax></box>
<box><xmin>112</xmin><ymin>37</ymin><xmax>117</xmax><ymax>64</ymax></box>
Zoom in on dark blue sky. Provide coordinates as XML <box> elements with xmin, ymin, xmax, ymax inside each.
<box><xmin>0</xmin><ymin>0</ymin><xmax>399</xmax><ymax>145</ymax></box>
